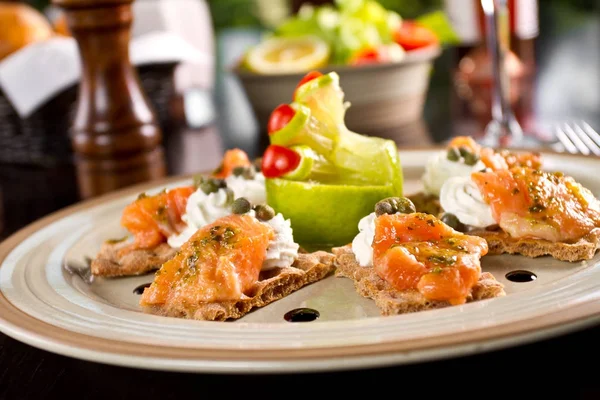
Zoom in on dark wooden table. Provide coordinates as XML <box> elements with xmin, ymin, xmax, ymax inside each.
<box><xmin>2</xmin><ymin>4</ymin><xmax>600</xmax><ymax>397</ymax></box>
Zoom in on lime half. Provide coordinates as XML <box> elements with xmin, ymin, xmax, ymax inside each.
<box><xmin>266</xmin><ymin>178</ymin><xmax>401</xmax><ymax>246</ymax></box>
<box><xmin>244</xmin><ymin>35</ymin><xmax>330</xmax><ymax>74</ymax></box>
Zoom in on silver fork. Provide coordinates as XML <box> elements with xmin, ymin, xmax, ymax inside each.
<box><xmin>553</xmin><ymin>121</ymin><xmax>600</xmax><ymax>156</ymax></box>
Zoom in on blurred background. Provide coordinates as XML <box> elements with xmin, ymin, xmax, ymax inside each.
<box><xmin>0</xmin><ymin>0</ymin><xmax>599</xmax><ymax>239</ymax></box>
<box><xmin>6</xmin><ymin>0</ymin><xmax>599</xmax><ymax>145</ymax></box>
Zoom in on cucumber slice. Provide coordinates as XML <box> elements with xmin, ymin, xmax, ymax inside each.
<box><xmin>269</xmin><ymin>103</ymin><xmax>337</xmax><ymax>156</ymax></box>
<box><xmin>294</xmin><ymin>72</ymin><xmax>347</xmax><ymax>134</ymax></box>
<box><xmin>274</xmin><ymin>71</ymin><xmax>404</xmax><ymax>193</ymax></box>
<box><xmin>281</xmin><ymin>145</ymin><xmax>314</xmax><ymax>181</ymax></box>
<box><xmin>269</xmin><ymin>104</ymin><xmax>311</xmax><ymax>145</ymax></box>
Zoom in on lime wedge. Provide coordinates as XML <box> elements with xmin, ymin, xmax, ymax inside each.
<box><xmin>244</xmin><ymin>35</ymin><xmax>330</xmax><ymax>74</ymax></box>
<box><xmin>332</xmin><ymin>131</ymin><xmax>404</xmax><ymax>192</ymax></box>
<box><xmin>266</xmin><ymin>178</ymin><xmax>401</xmax><ymax>246</ymax></box>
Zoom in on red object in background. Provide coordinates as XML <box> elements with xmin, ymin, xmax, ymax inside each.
<box><xmin>267</xmin><ymin>104</ymin><xmax>296</xmax><ymax>134</ymax></box>
<box><xmin>261</xmin><ymin>145</ymin><xmax>301</xmax><ymax>178</ymax></box>
<box><xmin>349</xmin><ymin>47</ymin><xmax>384</xmax><ymax>65</ymax></box>
<box><xmin>393</xmin><ymin>21</ymin><xmax>439</xmax><ymax>51</ymax></box>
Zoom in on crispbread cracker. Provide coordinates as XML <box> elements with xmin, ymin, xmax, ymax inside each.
<box><xmin>91</xmin><ymin>240</ymin><xmax>177</xmax><ymax>278</ymax></box>
<box><xmin>332</xmin><ymin>245</ymin><xmax>505</xmax><ymax>316</ymax></box>
<box><xmin>407</xmin><ymin>191</ymin><xmax>443</xmax><ymax>216</ymax></box>
<box><xmin>406</xmin><ymin>191</ymin><xmax>600</xmax><ymax>262</ymax></box>
<box><xmin>141</xmin><ymin>251</ymin><xmax>336</xmax><ymax>321</ymax></box>
<box><xmin>470</xmin><ymin>228</ymin><xmax>600</xmax><ymax>262</ymax></box>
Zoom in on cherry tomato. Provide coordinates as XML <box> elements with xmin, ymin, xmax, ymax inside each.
<box><xmin>293</xmin><ymin>70</ymin><xmax>323</xmax><ymax>100</ymax></box>
<box><xmin>267</xmin><ymin>104</ymin><xmax>296</xmax><ymax>134</ymax></box>
<box><xmin>349</xmin><ymin>47</ymin><xmax>383</xmax><ymax>66</ymax></box>
<box><xmin>261</xmin><ymin>145</ymin><xmax>301</xmax><ymax>178</ymax></box>
<box><xmin>393</xmin><ymin>21</ymin><xmax>438</xmax><ymax>51</ymax></box>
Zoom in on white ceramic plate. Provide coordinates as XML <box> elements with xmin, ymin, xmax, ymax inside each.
<box><xmin>1</xmin><ymin>149</ymin><xmax>600</xmax><ymax>374</ymax></box>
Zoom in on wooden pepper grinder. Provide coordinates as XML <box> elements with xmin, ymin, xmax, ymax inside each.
<box><xmin>52</xmin><ymin>0</ymin><xmax>166</xmax><ymax>199</ymax></box>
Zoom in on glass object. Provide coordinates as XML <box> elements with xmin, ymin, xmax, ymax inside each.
<box><xmin>446</xmin><ymin>0</ymin><xmax>539</xmax><ymax>144</ymax></box>
<box><xmin>479</xmin><ymin>0</ymin><xmax>524</xmax><ymax>146</ymax></box>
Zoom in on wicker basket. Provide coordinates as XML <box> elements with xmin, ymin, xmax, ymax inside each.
<box><xmin>0</xmin><ymin>62</ymin><xmax>178</xmax><ymax>167</ymax></box>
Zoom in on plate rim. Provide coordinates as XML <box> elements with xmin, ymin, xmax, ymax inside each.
<box><xmin>2</xmin><ymin>148</ymin><xmax>600</xmax><ymax>373</ymax></box>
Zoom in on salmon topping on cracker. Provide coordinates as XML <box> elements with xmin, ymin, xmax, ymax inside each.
<box><xmin>140</xmin><ymin>214</ymin><xmax>274</xmax><ymax>306</ymax></box>
<box><xmin>121</xmin><ymin>186</ymin><xmax>195</xmax><ymax>251</ymax></box>
<box><xmin>472</xmin><ymin>167</ymin><xmax>600</xmax><ymax>243</ymax></box>
<box><xmin>447</xmin><ymin>136</ymin><xmax>542</xmax><ymax>171</ymax></box>
<box><xmin>372</xmin><ymin>212</ymin><xmax>489</xmax><ymax>305</ymax></box>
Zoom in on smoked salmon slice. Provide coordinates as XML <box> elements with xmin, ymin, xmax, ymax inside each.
<box><xmin>140</xmin><ymin>214</ymin><xmax>274</xmax><ymax>307</ymax></box>
<box><xmin>372</xmin><ymin>213</ymin><xmax>488</xmax><ymax>305</ymax></box>
<box><xmin>212</xmin><ymin>148</ymin><xmax>253</xmax><ymax>178</ymax></box>
<box><xmin>120</xmin><ymin>186</ymin><xmax>195</xmax><ymax>250</ymax></box>
<box><xmin>472</xmin><ymin>167</ymin><xmax>600</xmax><ymax>243</ymax></box>
<box><xmin>448</xmin><ymin>136</ymin><xmax>542</xmax><ymax>171</ymax></box>
<box><xmin>119</xmin><ymin>149</ymin><xmax>254</xmax><ymax>251</ymax></box>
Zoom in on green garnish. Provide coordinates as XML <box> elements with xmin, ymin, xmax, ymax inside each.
<box><xmin>428</xmin><ymin>254</ymin><xmax>457</xmax><ymax>266</ymax></box>
<box><xmin>233</xmin><ymin>166</ymin><xmax>256</xmax><ymax>180</ymax></box>
<box><xmin>254</xmin><ymin>204</ymin><xmax>275</xmax><ymax>221</ymax></box>
<box><xmin>375</xmin><ymin>197</ymin><xmax>416</xmax><ymax>216</ymax></box>
<box><xmin>232</xmin><ymin>197</ymin><xmax>252</xmax><ymax>214</ymax></box>
<box><xmin>440</xmin><ymin>213</ymin><xmax>465</xmax><ymax>232</ymax></box>
<box><xmin>447</xmin><ymin>147</ymin><xmax>460</xmax><ymax>162</ymax></box>
<box><xmin>463</xmin><ymin>152</ymin><xmax>480</xmax><ymax>166</ymax></box>
<box><xmin>106</xmin><ymin>236</ymin><xmax>127</xmax><ymax>244</ymax></box>
<box><xmin>199</xmin><ymin>178</ymin><xmax>227</xmax><ymax>195</ymax></box>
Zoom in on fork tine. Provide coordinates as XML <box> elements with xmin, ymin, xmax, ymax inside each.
<box><xmin>556</xmin><ymin>125</ymin><xmax>580</xmax><ymax>154</ymax></box>
<box><xmin>562</xmin><ymin>123</ymin><xmax>591</xmax><ymax>155</ymax></box>
<box><xmin>581</xmin><ymin>121</ymin><xmax>600</xmax><ymax>148</ymax></box>
<box><xmin>572</xmin><ymin>122</ymin><xmax>600</xmax><ymax>156</ymax></box>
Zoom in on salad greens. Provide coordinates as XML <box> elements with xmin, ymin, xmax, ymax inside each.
<box><xmin>272</xmin><ymin>0</ymin><xmax>457</xmax><ymax>65</ymax></box>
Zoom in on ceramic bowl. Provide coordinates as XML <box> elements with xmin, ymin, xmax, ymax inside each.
<box><xmin>233</xmin><ymin>44</ymin><xmax>442</xmax><ymax>135</ymax></box>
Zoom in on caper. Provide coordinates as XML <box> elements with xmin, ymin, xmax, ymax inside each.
<box><xmin>199</xmin><ymin>179</ymin><xmax>218</xmax><ymax>194</ymax></box>
<box><xmin>375</xmin><ymin>200</ymin><xmax>394</xmax><ymax>216</ymax></box>
<box><xmin>253</xmin><ymin>157</ymin><xmax>263</xmax><ymax>172</ymax></box>
<box><xmin>243</xmin><ymin>167</ymin><xmax>256</xmax><ymax>179</ymax></box>
<box><xmin>254</xmin><ymin>204</ymin><xmax>275</xmax><ymax>221</ymax></box>
<box><xmin>394</xmin><ymin>197</ymin><xmax>417</xmax><ymax>214</ymax></box>
<box><xmin>375</xmin><ymin>197</ymin><xmax>416</xmax><ymax>216</ymax></box>
<box><xmin>458</xmin><ymin>146</ymin><xmax>472</xmax><ymax>158</ymax></box>
<box><xmin>192</xmin><ymin>174</ymin><xmax>204</xmax><ymax>189</ymax></box>
<box><xmin>463</xmin><ymin>152</ymin><xmax>480</xmax><ymax>166</ymax></box>
<box><xmin>224</xmin><ymin>187</ymin><xmax>235</xmax><ymax>205</ymax></box>
<box><xmin>232</xmin><ymin>166</ymin><xmax>246</xmax><ymax>177</ymax></box>
<box><xmin>447</xmin><ymin>147</ymin><xmax>461</xmax><ymax>162</ymax></box>
<box><xmin>440</xmin><ymin>213</ymin><xmax>465</xmax><ymax>231</ymax></box>
<box><xmin>232</xmin><ymin>197</ymin><xmax>252</xmax><ymax>214</ymax></box>
<box><xmin>200</xmin><ymin>178</ymin><xmax>226</xmax><ymax>195</ymax></box>
<box><xmin>232</xmin><ymin>166</ymin><xmax>257</xmax><ymax>179</ymax></box>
